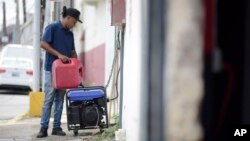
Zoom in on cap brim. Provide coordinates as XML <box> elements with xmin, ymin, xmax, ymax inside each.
<box><xmin>78</xmin><ymin>19</ymin><xmax>83</xmax><ymax>23</ymax></box>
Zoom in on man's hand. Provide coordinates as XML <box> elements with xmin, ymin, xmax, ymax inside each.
<box><xmin>58</xmin><ymin>54</ymin><xmax>70</xmax><ymax>62</ymax></box>
<box><xmin>41</xmin><ymin>41</ymin><xmax>70</xmax><ymax>62</ymax></box>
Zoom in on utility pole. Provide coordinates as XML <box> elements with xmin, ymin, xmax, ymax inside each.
<box><xmin>15</xmin><ymin>0</ymin><xmax>20</xmax><ymax>43</ymax></box>
<box><xmin>22</xmin><ymin>0</ymin><xmax>27</xmax><ymax>23</ymax></box>
<box><xmin>33</xmin><ymin>0</ymin><xmax>41</xmax><ymax>91</ymax></box>
<box><xmin>2</xmin><ymin>2</ymin><xmax>7</xmax><ymax>36</ymax></box>
<box><xmin>1</xmin><ymin>1</ymin><xmax>9</xmax><ymax>45</ymax></box>
<box><xmin>41</xmin><ymin>0</ymin><xmax>51</xmax><ymax>91</ymax></box>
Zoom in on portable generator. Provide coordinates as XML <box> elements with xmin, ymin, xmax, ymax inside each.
<box><xmin>66</xmin><ymin>86</ymin><xmax>109</xmax><ymax>136</ymax></box>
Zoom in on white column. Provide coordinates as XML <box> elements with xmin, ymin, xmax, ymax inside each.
<box><xmin>33</xmin><ymin>0</ymin><xmax>41</xmax><ymax>92</ymax></box>
<box><xmin>122</xmin><ymin>0</ymin><xmax>144</xmax><ymax>140</ymax></box>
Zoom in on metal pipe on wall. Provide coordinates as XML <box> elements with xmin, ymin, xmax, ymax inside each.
<box><xmin>139</xmin><ymin>0</ymin><xmax>150</xmax><ymax>140</ymax></box>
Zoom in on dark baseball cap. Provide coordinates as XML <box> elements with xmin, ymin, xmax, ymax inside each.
<box><xmin>63</xmin><ymin>6</ymin><xmax>82</xmax><ymax>23</ymax></box>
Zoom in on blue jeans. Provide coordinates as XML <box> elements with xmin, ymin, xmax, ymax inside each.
<box><xmin>40</xmin><ymin>71</ymin><xmax>65</xmax><ymax>129</ymax></box>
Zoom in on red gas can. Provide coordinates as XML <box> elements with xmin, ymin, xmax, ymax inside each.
<box><xmin>52</xmin><ymin>58</ymin><xmax>83</xmax><ymax>89</ymax></box>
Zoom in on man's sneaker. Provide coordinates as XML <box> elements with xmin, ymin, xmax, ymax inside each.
<box><xmin>52</xmin><ymin>127</ymin><xmax>66</xmax><ymax>136</ymax></box>
<box><xmin>37</xmin><ymin>127</ymin><xmax>48</xmax><ymax>138</ymax></box>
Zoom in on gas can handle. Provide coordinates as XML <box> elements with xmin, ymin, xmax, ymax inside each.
<box><xmin>62</xmin><ymin>58</ymin><xmax>71</xmax><ymax>64</ymax></box>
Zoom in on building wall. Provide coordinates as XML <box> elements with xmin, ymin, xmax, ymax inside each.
<box><xmin>73</xmin><ymin>0</ymin><xmax>115</xmax><ymax>87</ymax></box>
<box><xmin>84</xmin><ymin>1</ymin><xmax>106</xmax><ymax>52</ymax></box>
<box><xmin>165</xmin><ymin>0</ymin><xmax>204</xmax><ymax>140</ymax></box>
<box><xmin>72</xmin><ymin>0</ymin><xmax>118</xmax><ymax>122</ymax></box>
<box><xmin>71</xmin><ymin>1</ymin><xmax>102</xmax><ymax>85</ymax></box>
<box><xmin>122</xmin><ymin>0</ymin><xmax>144</xmax><ymax>140</ymax></box>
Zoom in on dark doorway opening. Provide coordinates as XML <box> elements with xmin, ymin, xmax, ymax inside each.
<box><xmin>201</xmin><ymin>0</ymin><xmax>249</xmax><ymax>140</ymax></box>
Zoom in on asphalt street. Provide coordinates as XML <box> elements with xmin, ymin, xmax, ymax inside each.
<box><xmin>0</xmin><ymin>90</ymin><xmax>29</xmax><ymax>120</ymax></box>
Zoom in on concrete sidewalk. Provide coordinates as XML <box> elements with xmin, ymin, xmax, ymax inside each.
<box><xmin>0</xmin><ymin>114</ymin><xmax>101</xmax><ymax>141</ymax></box>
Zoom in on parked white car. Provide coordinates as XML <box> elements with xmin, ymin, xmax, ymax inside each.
<box><xmin>0</xmin><ymin>44</ymin><xmax>34</xmax><ymax>91</ymax></box>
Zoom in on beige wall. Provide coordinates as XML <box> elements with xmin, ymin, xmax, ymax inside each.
<box><xmin>165</xmin><ymin>0</ymin><xmax>204</xmax><ymax>140</ymax></box>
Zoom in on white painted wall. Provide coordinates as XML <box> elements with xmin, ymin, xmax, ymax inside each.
<box><xmin>72</xmin><ymin>0</ymin><xmax>109</xmax><ymax>54</ymax></box>
<box><xmin>82</xmin><ymin>0</ymin><xmax>107</xmax><ymax>52</ymax></box>
<box><xmin>122</xmin><ymin>0</ymin><xmax>143</xmax><ymax>140</ymax></box>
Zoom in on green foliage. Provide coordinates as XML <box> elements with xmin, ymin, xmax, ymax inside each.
<box><xmin>89</xmin><ymin>116</ymin><xmax>119</xmax><ymax>141</ymax></box>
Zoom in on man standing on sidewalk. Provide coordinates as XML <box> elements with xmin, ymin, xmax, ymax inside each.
<box><xmin>37</xmin><ymin>6</ymin><xmax>82</xmax><ymax>138</ymax></box>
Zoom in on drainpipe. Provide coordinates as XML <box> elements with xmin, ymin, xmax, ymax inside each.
<box><xmin>119</xmin><ymin>25</ymin><xmax>125</xmax><ymax>128</ymax></box>
<box><xmin>140</xmin><ymin>0</ymin><xmax>150</xmax><ymax>140</ymax></box>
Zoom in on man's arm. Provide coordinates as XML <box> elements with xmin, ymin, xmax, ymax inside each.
<box><xmin>41</xmin><ymin>41</ymin><xmax>69</xmax><ymax>62</ymax></box>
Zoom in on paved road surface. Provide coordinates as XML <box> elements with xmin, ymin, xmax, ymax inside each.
<box><xmin>0</xmin><ymin>90</ymin><xmax>29</xmax><ymax>120</ymax></box>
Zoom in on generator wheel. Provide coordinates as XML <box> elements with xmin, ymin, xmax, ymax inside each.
<box><xmin>100</xmin><ymin>128</ymin><xmax>104</xmax><ymax>133</ymax></box>
<box><xmin>73</xmin><ymin>130</ymin><xmax>78</xmax><ymax>136</ymax></box>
